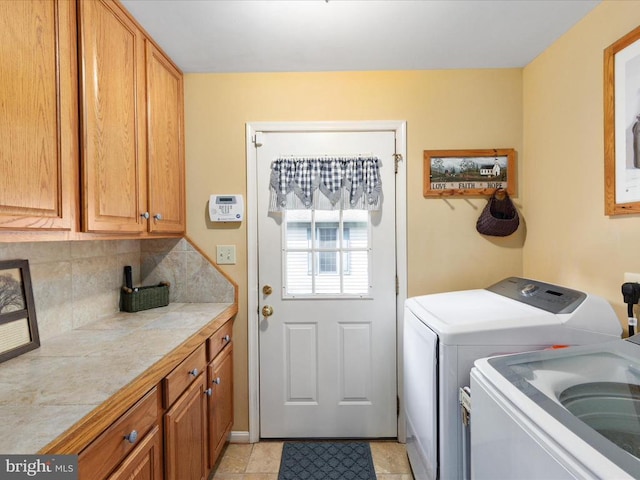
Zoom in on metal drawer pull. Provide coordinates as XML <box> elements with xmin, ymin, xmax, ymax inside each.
<box><xmin>205</xmin><ymin>388</ymin><xmax>212</xmax><ymax>397</ymax></box>
<box><xmin>188</xmin><ymin>368</ymin><xmax>199</xmax><ymax>377</ymax></box>
<box><xmin>154</xmin><ymin>213</ymin><xmax>163</xmax><ymax>221</ymax></box>
<box><xmin>140</xmin><ymin>212</ymin><xmax>150</xmax><ymax>219</ymax></box>
<box><xmin>222</xmin><ymin>334</ymin><xmax>231</xmax><ymax>342</ymax></box>
<box><xmin>212</xmin><ymin>377</ymin><xmax>221</xmax><ymax>385</ymax></box>
<box><xmin>124</xmin><ymin>430</ymin><xmax>138</xmax><ymax>444</ymax></box>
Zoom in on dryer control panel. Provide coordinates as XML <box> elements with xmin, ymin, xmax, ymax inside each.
<box><xmin>486</xmin><ymin>277</ymin><xmax>587</xmax><ymax>314</ymax></box>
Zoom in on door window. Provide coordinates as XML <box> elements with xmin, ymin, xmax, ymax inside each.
<box><xmin>284</xmin><ymin>210</ymin><xmax>370</xmax><ymax>297</ymax></box>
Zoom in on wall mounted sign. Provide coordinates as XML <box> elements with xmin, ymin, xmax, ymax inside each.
<box><xmin>605</xmin><ymin>25</ymin><xmax>640</xmax><ymax>215</ymax></box>
<box><xmin>0</xmin><ymin>259</ymin><xmax>39</xmax><ymax>363</ymax></box>
<box><xmin>423</xmin><ymin>148</ymin><xmax>516</xmax><ymax>197</ymax></box>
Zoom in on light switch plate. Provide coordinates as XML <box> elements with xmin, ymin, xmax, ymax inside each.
<box><xmin>216</xmin><ymin>245</ymin><xmax>236</xmax><ymax>265</ymax></box>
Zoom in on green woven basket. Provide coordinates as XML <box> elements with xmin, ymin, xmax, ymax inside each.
<box><xmin>120</xmin><ymin>282</ymin><xmax>170</xmax><ymax>312</ymax></box>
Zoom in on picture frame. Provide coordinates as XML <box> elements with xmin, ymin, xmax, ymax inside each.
<box><xmin>0</xmin><ymin>259</ymin><xmax>40</xmax><ymax>363</ymax></box>
<box><xmin>423</xmin><ymin>148</ymin><xmax>516</xmax><ymax>197</ymax></box>
<box><xmin>604</xmin><ymin>25</ymin><xmax>640</xmax><ymax>215</ymax></box>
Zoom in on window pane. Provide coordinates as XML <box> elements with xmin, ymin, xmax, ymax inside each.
<box><xmin>343</xmin><ymin>211</ymin><xmax>368</xmax><ymax>249</ymax></box>
<box><xmin>319</xmin><ymin>251</ymin><xmax>337</xmax><ymax>274</ymax></box>
<box><xmin>285</xmin><ymin>251</ymin><xmax>312</xmax><ymax>294</ymax></box>
<box><xmin>314</xmin><ymin>252</ymin><xmax>341</xmax><ymax>294</ymax></box>
<box><xmin>343</xmin><ymin>251</ymin><xmax>369</xmax><ymax>294</ymax></box>
<box><xmin>316</xmin><ymin>225</ymin><xmax>338</xmax><ymax>248</ymax></box>
<box><xmin>285</xmin><ymin>210</ymin><xmax>312</xmax><ymax>249</ymax></box>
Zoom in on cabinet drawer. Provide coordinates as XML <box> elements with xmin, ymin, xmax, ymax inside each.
<box><xmin>107</xmin><ymin>425</ymin><xmax>162</xmax><ymax>480</ymax></box>
<box><xmin>207</xmin><ymin>320</ymin><xmax>233</xmax><ymax>362</ymax></box>
<box><xmin>163</xmin><ymin>343</ymin><xmax>206</xmax><ymax>407</ymax></box>
<box><xmin>79</xmin><ymin>387</ymin><xmax>159</xmax><ymax>480</ymax></box>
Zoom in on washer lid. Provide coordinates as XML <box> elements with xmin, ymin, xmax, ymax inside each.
<box><xmin>406</xmin><ymin>289</ymin><xmax>557</xmax><ymax>331</ymax></box>
<box><xmin>405</xmin><ymin>278</ymin><xmax>621</xmax><ymax>345</ymax></box>
<box><xmin>477</xmin><ymin>339</ymin><xmax>640</xmax><ymax>476</ymax></box>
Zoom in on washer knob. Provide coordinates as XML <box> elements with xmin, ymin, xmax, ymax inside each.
<box><xmin>521</xmin><ymin>284</ymin><xmax>538</xmax><ymax>296</ymax></box>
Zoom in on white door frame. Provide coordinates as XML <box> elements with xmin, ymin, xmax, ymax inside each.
<box><xmin>246</xmin><ymin>121</ymin><xmax>407</xmax><ymax>443</ymax></box>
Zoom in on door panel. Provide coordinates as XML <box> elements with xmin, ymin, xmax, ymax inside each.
<box><xmin>257</xmin><ymin>129</ymin><xmax>397</xmax><ymax>438</ymax></box>
<box><xmin>0</xmin><ymin>0</ymin><xmax>77</xmax><ymax>230</ymax></box>
<box><xmin>79</xmin><ymin>0</ymin><xmax>146</xmax><ymax>233</ymax></box>
<box><xmin>146</xmin><ymin>42</ymin><xmax>185</xmax><ymax>233</ymax></box>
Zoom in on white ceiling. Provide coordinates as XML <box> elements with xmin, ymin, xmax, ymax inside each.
<box><xmin>120</xmin><ymin>0</ymin><xmax>601</xmax><ymax>74</ymax></box>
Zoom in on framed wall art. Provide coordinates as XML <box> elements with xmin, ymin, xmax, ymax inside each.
<box><xmin>0</xmin><ymin>259</ymin><xmax>39</xmax><ymax>363</ymax></box>
<box><xmin>605</xmin><ymin>25</ymin><xmax>640</xmax><ymax>215</ymax></box>
<box><xmin>423</xmin><ymin>148</ymin><xmax>516</xmax><ymax>197</ymax></box>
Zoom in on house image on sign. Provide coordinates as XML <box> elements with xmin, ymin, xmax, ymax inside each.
<box><xmin>480</xmin><ymin>161</ymin><xmax>501</xmax><ymax>177</ymax></box>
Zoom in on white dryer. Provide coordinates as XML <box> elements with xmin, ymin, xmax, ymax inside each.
<box><xmin>404</xmin><ymin>277</ymin><xmax>622</xmax><ymax>480</ymax></box>
<box><xmin>471</xmin><ymin>337</ymin><xmax>640</xmax><ymax>479</ymax></box>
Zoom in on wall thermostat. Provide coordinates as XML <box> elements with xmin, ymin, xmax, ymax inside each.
<box><xmin>209</xmin><ymin>194</ymin><xmax>244</xmax><ymax>222</ymax></box>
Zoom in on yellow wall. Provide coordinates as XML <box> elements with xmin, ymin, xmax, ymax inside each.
<box><xmin>522</xmin><ymin>0</ymin><xmax>640</xmax><ymax>328</ymax></box>
<box><xmin>184</xmin><ymin>70</ymin><xmax>524</xmax><ymax>431</ymax></box>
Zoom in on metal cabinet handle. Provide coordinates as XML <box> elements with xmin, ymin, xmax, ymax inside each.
<box><xmin>222</xmin><ymin>334</ymin><xmax>231</xmax><ymax>342</ymax></box>
<box><xmin>140</xmin><ymin>212</ymin><xmax>150</xmax><ymax>219</ymax></box>
<box><xmin>212</xmin><ymin>377</ymin><xmax>221</xmax><ymax>385</ymax></box>
<box><xmin>189</xmin><ymin>368</ymin><xmax>199</xmax><ymax>377</ymax></box>
<box><xmin>154</xmin><ymin>213</ymin><xmax>163</xmax><ymax>221</ymax></box>
<box><xmin>124</xmin><ymin>430</ymin><xmax>138</xmax><ymax>444</ymax></box>
<box><xmin>204</xmin><ymin>388</ymin><xmax>212</xmax><ymax>397</ymax></box>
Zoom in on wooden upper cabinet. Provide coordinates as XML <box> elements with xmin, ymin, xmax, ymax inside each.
<box><xmin>0</xmin><ymin>0</ymin><xmax>78</xmax><ymax>230</ymax></box>
<box><xmin>146</xmin><ymin>43</ymin><xmax>186</xmax><ymax>234</ymax></box>
<box><xmin>78</xmin><ymin>0</ymin><xmax>147</xmax><ymax>233</ymax></box>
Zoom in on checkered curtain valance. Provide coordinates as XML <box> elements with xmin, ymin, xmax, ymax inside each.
<box><xmin>268</xmin><ymin>156</ymin><xmax>382</xmax><ymax>211</ymax></box>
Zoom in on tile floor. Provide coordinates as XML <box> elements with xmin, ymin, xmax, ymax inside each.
<box><xmin>211</xmin><ymin>440</ymin><xmax>414</xmax><ymax>479</ymax></box>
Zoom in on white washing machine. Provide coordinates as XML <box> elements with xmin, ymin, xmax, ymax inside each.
<box><xmin>404</xmin><ymin>277</ymin><xmax>623</xmax><ymax>480</ymax></box>
<box><xmin>471</xmin><ymin>336</ymin><xmax>640</xmax><ymax>479</ymax></box>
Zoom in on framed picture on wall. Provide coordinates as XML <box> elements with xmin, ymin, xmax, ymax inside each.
<box><xmin>0</xmin><ymin>259</ymin><xmax>40</xmax><ymax>363</ymax></box>
<box><xmin>605</xmin><ymin>25</ymin><xmax>640</xmax><ymax>215</ymax></box>
<box><xmin>423</xmin><ymin>148</ymin><xmax>516</xmax><ymax>197</ymax></box>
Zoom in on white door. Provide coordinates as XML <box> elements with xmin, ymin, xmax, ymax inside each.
<box><xmin>256</xmin><ymin>128</ymin><xmax>398</xmax><ymax>438</ymax></box>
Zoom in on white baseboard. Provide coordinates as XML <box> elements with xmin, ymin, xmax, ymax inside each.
<box><xmin>229</xmin><ymin>431</ymin><xmax>252</xmax><ymax>443</ymax></box>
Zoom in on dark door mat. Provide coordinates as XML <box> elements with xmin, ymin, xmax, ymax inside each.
<box><xmin>278</xmin><ymin>441</ymin><xmax>377</xmax><ymax>480</ymax></box>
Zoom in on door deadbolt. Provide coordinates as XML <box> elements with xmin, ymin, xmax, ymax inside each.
<box><xmin>262</xmin><ymin>285</ymin><xmax>273</xmax><ymax>295</ymax></box>
<box><xmin>262</xmin><ymin>305</ymin><xmax>274</xmax><ymax>317</ymax></box>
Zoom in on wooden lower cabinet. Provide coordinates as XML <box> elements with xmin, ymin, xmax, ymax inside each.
<box><xmin>79</xmin><ymin>387</ymin><xmax>160</xmax><ymax>480</ymax></box>
<box><xmin>164</xmin><ymin>374</ymin><xmax>209</xmax><ymax>480</ymax></box>
<box><xmin>75</xmin><ymin>318</ymin><xmax>234</xmax><ymax>480</ymax></box>
<box><xmin>208</xmin><ymin>343</ymin><xmax>233</xmax><ymax>468</ymax></box>
<box><xmin>108</xmin><ymin>426</ymin><xmax>162</xmax><ymax>480</ymax></box>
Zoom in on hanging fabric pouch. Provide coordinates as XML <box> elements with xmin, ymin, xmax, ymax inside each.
<box><xmin>476</xmin><ymin>189</ymin><xmax>519</xmax><ymax>237</ymax></box>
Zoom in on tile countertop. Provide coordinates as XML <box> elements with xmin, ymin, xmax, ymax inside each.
<box><xmin>0</xmin><ymin>302</ymin><xmax>234</xmax><ymax>455</ymax></box>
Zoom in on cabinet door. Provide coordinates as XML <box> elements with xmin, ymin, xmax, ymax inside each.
<box><xmin>208</xmin><ymin>345</ymin><xmax>233</xmax><ymax>467</ymax></box>
<box><xmin>0</xmin><ymin>0</ymin><xmax>77</xmax><ymax>230</ymax></box>
<box><xmin>108</xmin><ymin>426</ymin><xmax>162</xmax><ymax>480</ymax></box>
<box><xmin>78</xmin><ymin>0</ymin><xmax>147</xmax><ymax>233</ymax></box>
<box><xmin>145</xmin><ymin>43</ymin><xmax>185</xmax><ymax>234</ymax></box>
<box><xmin>164</xmin><ymin>375</ymin><xmax>208</xmax><ymax>480</ymax></box>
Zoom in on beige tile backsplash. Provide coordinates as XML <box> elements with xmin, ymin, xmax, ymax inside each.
<box><xmin>0</xmin><ymin>238</ymin><xmax>234</xmax><ymax>341</ymax></box>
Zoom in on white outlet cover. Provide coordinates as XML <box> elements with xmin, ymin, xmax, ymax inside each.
<box><xmin>624</xmin><ymin>272</ymin><xmax>640</xmax><ymax>283</ymax></box>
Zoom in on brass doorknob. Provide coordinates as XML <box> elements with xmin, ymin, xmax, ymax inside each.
<box><xmin>262</xmin><ymin>305</ymin><xmax>274</xmax><ymax>317</ymax></box>
<box><xmin>263</xmin><ymin>285</ymin><xmax>273</xmax><ymax>295</ymax></box>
